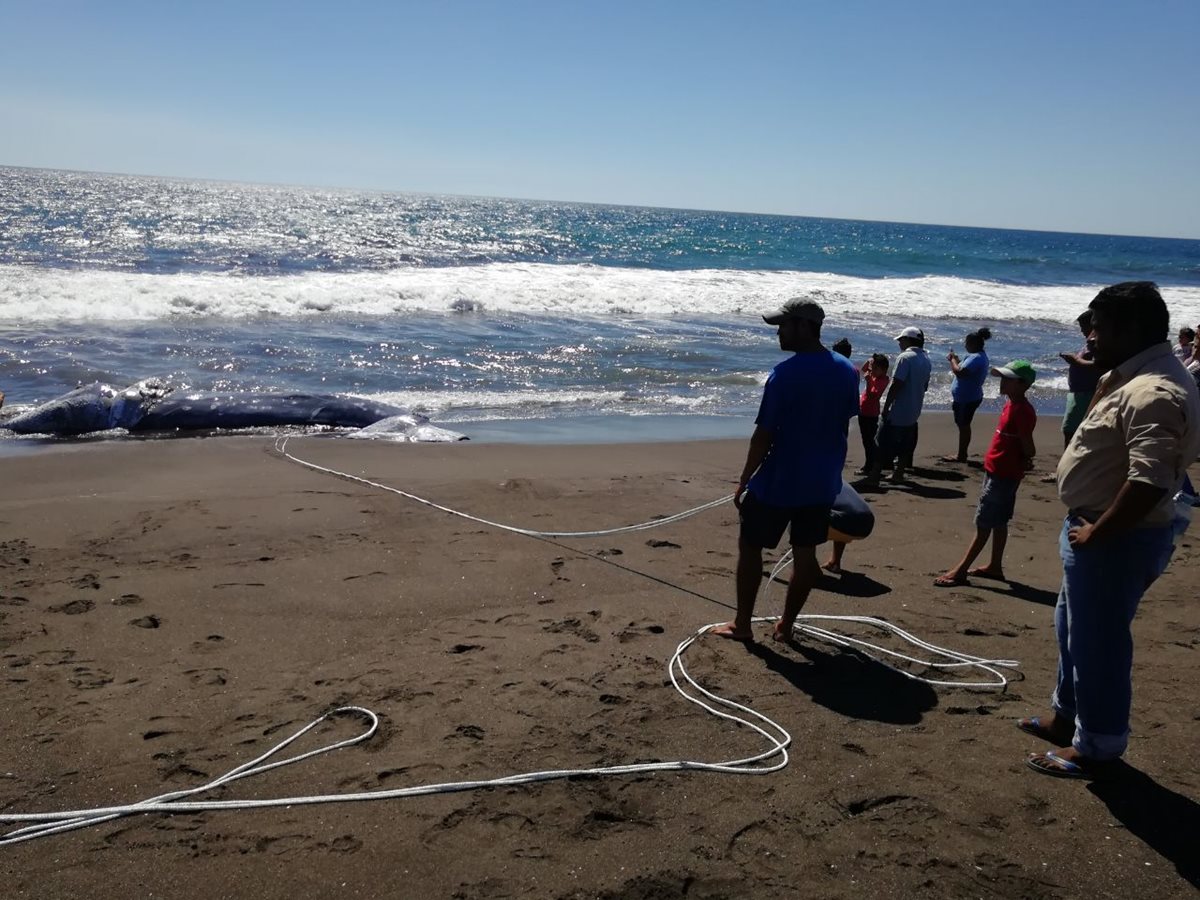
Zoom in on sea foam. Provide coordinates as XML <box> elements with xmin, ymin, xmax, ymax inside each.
<box><xmin>4</xmin><ymin>263</ymin><xmax>1198</xmax><ymax>326</ymax></box>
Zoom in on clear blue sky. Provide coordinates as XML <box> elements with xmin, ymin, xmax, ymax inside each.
<box><xmin>2</xmin><ymin>0</ymin><xmax>1197</xmax><ymax>238</ymax></box>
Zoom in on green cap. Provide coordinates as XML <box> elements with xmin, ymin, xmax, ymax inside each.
<box><xmin>989</xmin><ymin>359</ymin><xmax>1037</xmax><ymax>385</ymax></box>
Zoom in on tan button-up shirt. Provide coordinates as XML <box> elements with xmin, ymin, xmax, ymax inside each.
<box><xmin>1057</xmin><ymin>342</ymin><xmax>1200</xmax><ymax>526</ymax></box>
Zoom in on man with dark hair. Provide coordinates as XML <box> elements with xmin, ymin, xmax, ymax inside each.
<box><xmin>1021</xmin><ymin>281</ymin><xmax>1200</xmax><ymax>778</ymax></box>
<box><xmin>712</xmin><ymin>298</ymin><xmax>859</xmax><ymax>642</ymax></box>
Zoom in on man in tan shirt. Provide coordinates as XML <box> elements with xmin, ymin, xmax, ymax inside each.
<box><xmin>1020</xmin><ymin>281</ymin><xmax>1200</xmax><ymax>779</ymax></box>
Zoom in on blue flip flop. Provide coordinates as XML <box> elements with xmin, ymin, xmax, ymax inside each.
<box><xmin>1026</xmin><ymin>750</ymin><xmax>1091</xmax><ymax>780</ymax></box>
<box><xmin>1016</xmin><ymin>716</ymin><xmax>1071</xmax><ymax>745</ymax></box>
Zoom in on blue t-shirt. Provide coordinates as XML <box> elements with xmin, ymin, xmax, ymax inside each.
<box><xmin>748</xmin><ymin>350</ymin><xmax>860</xmax><ymax>507</ymax></box>
<box><xmin>951</xmin><ymin>351</ymin><xmax>989</xmax><ymax>404</ymax></box>
<box><xmin>887</xmin><ymin>347</ymin><xmax>932</xmax><ymax>427</ymax></box>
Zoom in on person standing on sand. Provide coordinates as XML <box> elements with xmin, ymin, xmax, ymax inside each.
<box><xmin>1059</xmin><ymin>311</ymin><xmax>1104</xmax><ymax>447</ymax></box>
<box><xmin>853</xmin><ymin>354</ymin><xmax>889</xmax><ymax>476</ymax></box>
<box><xmin>864</xmin><ymin>326</ymin><xmax>931</xmax><ymax>484</ymax></box>
<box><xmin>1020</xmin><ymin>282</ymin><xmax>1200</xmax><ymax>779</ymax></box>
<box><xmin>711</xmin><ymin>298</ymin><xmax>859</xmax><ymax>642</ymax></box>
<box><xmin>934</xmin><ymin>361</ymin><xmax>1037</xmax><ymax>587</ymax></box>
<box><xmin>942</xmin><ymin>327</ymin><xmax>991</xmax><ymax>463</ymax></box>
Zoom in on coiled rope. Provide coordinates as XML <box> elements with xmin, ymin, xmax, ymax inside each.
<box><xmin>0</xmin><ymin>437</ymin><xmax>1017</xmax><ymax>847</ymax></box>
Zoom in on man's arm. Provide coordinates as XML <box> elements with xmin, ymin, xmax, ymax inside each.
<box><xmin>1069</xmin><ymin>481</ymin><xmax>1167</xmax><ymax>546</ymax></box>
<box><xmin>735</xmin><ymin>425</ymin><xmax>773</xmax><ymax>508</ymax></box>
<box><xmin>880</xmin><ymin>378</ymin><xmax>904</xmax><ymax>419</ymax></box>
<box><xmin>1059</xmin><ymin>352</ymin><xmax>1095</xmax><ymax>368</ymax></box>
<box><xmin>1070</xmin><ymin>389</ymin><xmax>1183</xmax><ymax>545</ymax></box>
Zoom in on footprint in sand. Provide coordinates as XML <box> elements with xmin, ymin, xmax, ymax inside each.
<box><xmin>50</xmin><ymin>598</ymin><xmax>95</xmax><ymax>615</ymax></box>
<box><xmin>615</xmin><ymin>621</ymin><xmax>667</xmax><ymax>643</ymax></box>
<box><xmin>111</xmin><ymin>593</ymin><xmax>143</xmax><ymax>606</ymax></box>
<box><xmin>542</xmin><ymin>617</ymin><xmax>600</xmax><ymax>643</ymax></box>
<box><xmin>130</xmin><ymin>615</ymin><xmax>162</xmax><ymax>629</ymax></box>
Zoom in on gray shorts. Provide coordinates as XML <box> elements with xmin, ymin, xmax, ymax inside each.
<box><xmin>975</xmin><ymin>473</ymin><xmax>1020</xmax><ymax>529</ymax></box>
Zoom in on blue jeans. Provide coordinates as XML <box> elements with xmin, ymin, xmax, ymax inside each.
<box><xmin>1052</xmin><ymin>518</ymin><xmax>1174</xmax><ymax>759</ymax></box>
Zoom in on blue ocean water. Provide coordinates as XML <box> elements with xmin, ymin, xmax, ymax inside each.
<box><xmin>2</xmin><ymin>165</ymin><xmax>1199</xmax><ymax>443</ymax></box>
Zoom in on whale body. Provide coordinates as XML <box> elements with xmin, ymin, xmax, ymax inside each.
<box><xmin>2</xmin><ymin>382</ymin><xmax>467</xmax><ymax>442</ymax></box>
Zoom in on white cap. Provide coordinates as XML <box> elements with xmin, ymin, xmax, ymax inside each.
<box><xmin>893</xmin><ymin>326</ymin><xmax>924</xmax><ymax>340</ymax></box>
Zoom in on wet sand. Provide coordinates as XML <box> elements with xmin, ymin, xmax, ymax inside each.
<box><xmin>1</xmin><ymin>413</ymin><xmax>1197</xmax><ymax>898</ymax></box>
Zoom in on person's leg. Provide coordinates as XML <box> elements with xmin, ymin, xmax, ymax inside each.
<box><xmin>823</xmin><ymin>540</ymin><xmax>846</xmax><ymax>573</ymax></box>
<box><xmin>775</xmin><ymin>544</ymin><xmax>821</xmax><ymax>641</ymax></box>
<box><xmin>981</xmin><ymin>525</ymin><xmax>1008</xmax><ymax>573</ymax></box>
<box><xmin>1061</xmin><ymin>525</ymin><xmax>1174</xmax><ymax>761</ymax></box>
<box><xmin>968</xmin><ymin>476</ymin><xmax>1015</xmax><ymax>578</ymax></box>
<box><xmin>866</xmin><ymin>421</ymin><xmax>894</xmax><ymax>482</ymax></box>
<box><xmin>859</xmin><ymin>416</ymin><xmax>878</xmax><ymax>473</ymax></box>
<box><xmin>943</xmin><ymin>403</ymin><xmax>970</xmax><ymax>462</ymax></box>
<box><xmin>957</xmin><ymin>422</ymin><xmax>971</xmax><ymax>461</ymax></box>
<box><xmin>713</xmin><ymin>495</ymin><xmax>785</xmax><ymax>640</ymax></box>
<box><xmin>722</xmin><ymin>537</ymin><xmax>764</xmax><ymax>637</ymax></box>
<box><xmin>895</xmin><ymin>424</ymin><xmax>917</xmax><ymax>481</ymax></box>
<box><xmin>1020</xmin><ymin>524</ymin><xmax>1079</xmax><ymax>746</ymax></box>
<box><xmin>935</xmin><ymin>527</ymin><xmax>991</xmax><ymax>585</ymax></box>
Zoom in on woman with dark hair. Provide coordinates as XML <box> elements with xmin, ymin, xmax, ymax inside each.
<box><xmin>943</xmin><ymin>326</ymin><xmax>991</xmax><ymax>463</ymax></box>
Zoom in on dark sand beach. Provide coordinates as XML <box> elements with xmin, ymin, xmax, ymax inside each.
<box><xmin>1</xmin><ymin>413</ymin><xmax>1197</xmax><ymax>898</ymax></box>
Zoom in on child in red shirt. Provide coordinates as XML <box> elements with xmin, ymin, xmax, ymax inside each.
<box><xmin>856</xmin><ymin>353</ymin><xmax>890</xmax><ymax>475</ymax></box>
<box><xmin>935</xmin><ymin>360</ymin><xmax>1037</xmax><ymax>587</ymax></box>
<box><xmin>824</xmin><ymin>353</ymin><xmax>890</xmax><ymax>574</ymax></box>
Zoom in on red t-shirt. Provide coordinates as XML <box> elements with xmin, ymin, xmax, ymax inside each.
<box><xmin>860</xmin><ymin>374</ymin><xmax>889</xmax><ymax>417</ymax></box>
<box><xmin>984</xmin><ymin>396</ymin><xmax>1036</xmax><ymax>479</ymax></box>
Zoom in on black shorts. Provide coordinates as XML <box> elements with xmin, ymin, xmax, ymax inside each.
<box><xmin>739</xmin><ymin>492</ymin><xmax>831</xmax><ymax>549</ymax></box>
<box><xmin>876</xmin><ymin>421</ymin><xmax>917</xmax><ymax>459</ymax></box>
<box><xmin>952</xmin><ymin>399</ymin><xmax>983</xmax><ymax>428</ymax></box>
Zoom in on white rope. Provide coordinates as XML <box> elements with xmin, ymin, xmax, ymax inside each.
<box><xmin>272</xmin><ymin>436</ymin><xmax>733</xmax><ymax>537</ymax></box>
<box><xmin>1</xmin><ymin>624</ymin><xmax>790</xmax><ymax>847</ymax></box>
<box><xmin>0</xmin><ymin>437</ymin><xmax>1019</xmax><ymax>847</ymax></box>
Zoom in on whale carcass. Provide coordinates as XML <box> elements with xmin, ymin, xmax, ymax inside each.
<box><xmin>1</xmin><ymin>381</ymin><xmax>467</xmax><ymax>442</ymax></box>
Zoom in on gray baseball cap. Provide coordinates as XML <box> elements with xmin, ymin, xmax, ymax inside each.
<box><xmin>763</xmin><ymin>298</ymin><xmax>826</xmax><ymax>325</ymax></box>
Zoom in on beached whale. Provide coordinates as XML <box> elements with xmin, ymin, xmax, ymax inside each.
<box><xmin>1</xmin><ymin>381</ymin><xmax>467</xmax><ymax>442</ymax></box>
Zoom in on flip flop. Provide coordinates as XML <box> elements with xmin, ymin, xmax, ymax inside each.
<box><xmin>1027</xmin><ymin>750</ymin><xmax>1091</xmax><ymax>779</ymax></box>
<box><xmin>1016</xmin><ymin>716</ymin><xmax>1072</xmax><ymax>746</ymax></box>
<box><xmin>934</xmin><ymin>574</ymin><xmax>968</xmax><ymax>587</ymax></box>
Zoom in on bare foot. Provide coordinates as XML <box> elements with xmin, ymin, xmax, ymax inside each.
<box><xmin>709</xmin><ymin>622</ymin><xmax>754</xmax><ymax>642</ymax></box>
<box><xmin>934</xmin><ymin>571</ymin><xmax>967</xmax><ymax>587</ymax></box>
<box><xmin>939</xmin><ymin>455</ymin><xmax>966</xmax><ymax>464</ymax></box>
<box><xmin>772</xmin><ymin>622</ymin><xmax>795</xmax><ymax>643</ymax></box>
<box><xmin>967</xmin><ymin>566</ymin><xmax>1006</xmax><ymax>581</ymax></box>
<box><xmin>822</xmin><ymin>561</ymin><xmax>842</xmax><ymax>574</ymax></box>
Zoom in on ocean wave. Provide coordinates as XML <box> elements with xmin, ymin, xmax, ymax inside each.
<box><xmin>4</xmin><ymin>263</ymin><xmax>1199</xmax><ymax>326</ymax></box>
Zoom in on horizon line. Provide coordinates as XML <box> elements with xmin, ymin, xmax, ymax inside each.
<box><xmin>3</xmin><ymin>161</ymin><xmax>1199</xmax><ymax>244</ymax></box>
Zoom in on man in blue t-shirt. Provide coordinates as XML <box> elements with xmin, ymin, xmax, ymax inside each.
<box><xmin>864</xmin><ymin>326</ymin><xmax>932</xmax><ymax>484</ymax></box>
<box><xmin>712</xmin><ymin>298</ymin><xmax>860</xmax><ymax>643</ymax></box>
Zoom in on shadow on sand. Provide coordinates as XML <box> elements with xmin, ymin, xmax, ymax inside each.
<box><xmin>852</xmin><ymin>478</ymin><xmax>967</xmax><ymax>501</ymax></box>
<box><xmin>747</xmin><ymin>639</ymin><xmax>937</xmax><ymax>725</ymax></box>
<box><xmin>1089</xmin><ymin>763</ymin><xmax>1200</xmax><ymax>888</ymax></box>
<box><xmin>975</xmin><ymin>579</ymin><xmax>1059</xmax><ymax>607</ymax></box>
<box><xmin>818</xmin><ymin>571</ymin><xmax>892</xmax><ymax>598</ymax></box>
